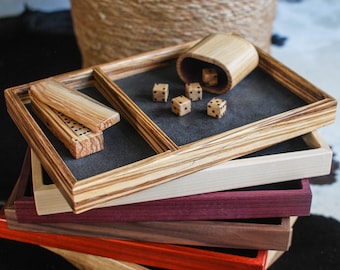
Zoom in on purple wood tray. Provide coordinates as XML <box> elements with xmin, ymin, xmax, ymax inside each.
<box><xmin>14</xmin><ymin>149</ymin><xmax>311</xmax><ymax>223</ymax></box>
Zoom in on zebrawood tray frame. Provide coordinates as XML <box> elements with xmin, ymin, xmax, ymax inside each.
<box><xmin>25</xmin><ymin>149</ymin><xmax>313</xmax><ymax>220</ymax></box>
<box><xmin>5</xmin><ymin>36</ymin><xmax>337</xmax><ymax>213</ymax></box>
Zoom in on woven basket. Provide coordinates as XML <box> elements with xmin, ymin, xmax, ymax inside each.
<box><xmin>70</xmin><ymin>0</ymin><xmax>277</xmax><ymax>67</ymax></box>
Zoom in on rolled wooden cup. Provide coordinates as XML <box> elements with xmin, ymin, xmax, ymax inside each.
<box><xmin>176</xmin><ymin>33</ymin><xmax>259</xmax><ymax>94</ymax></box>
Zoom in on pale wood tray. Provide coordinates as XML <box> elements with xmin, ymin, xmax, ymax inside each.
<box><xmin>30</xmin><ymin>132</ymin><xmax>327</xmax><ymax>216</ymax></box>
<box><xmin>26</xmin><ymin>152</ymin><xmax>314</xmax><ymax>222</ymax></box>
<box><xmin>5</xmin><ymin>36</ymin><xmax>337</xmax><ymax>213</ymax></box>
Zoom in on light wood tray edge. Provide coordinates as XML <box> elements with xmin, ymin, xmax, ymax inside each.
<box><xmin>31</xmin><ymin>131</ymin><xmax>330</xmax><ymax>215</ymax></box>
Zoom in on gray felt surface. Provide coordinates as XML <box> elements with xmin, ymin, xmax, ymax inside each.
<box><xmin>115</xmin><ymin>63</ymin><xmax>307</xmax><ymax>146</ymax></box>
<box><xmin>35</xmin><ymin>63</ymin><xmax>309</xmax><ymax>180</ymax></box>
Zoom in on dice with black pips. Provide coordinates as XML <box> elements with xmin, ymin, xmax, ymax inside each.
<box><xmin>207</xmin><ymin>97</ymin><xmax>227</xmax><ymax>118</ymax></box>
<box><xmin>185</xmin><ymin>82</ymin><xmax>203</xmax><ymax>101</ymax></box>
<box><xmin>152</xmin><ymin>83</ymin><xmax>169</xmax><ymax>102</ymax></box>
<box><xmin>202</xmin><ymin>68</ymin><xmax>218</xmax><ymax>86</ymax></box>
<box><xmin>171</xmin><ymin>95</ymin><xmax>191</xmax><ymax>116</ymax></box>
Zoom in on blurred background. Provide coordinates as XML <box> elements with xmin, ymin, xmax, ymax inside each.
<box><xmin>1</xmin><ymin>0</ymin><xmax>338</xmax><ymax>222</ymax></box>
<box><xmin>0</xmin><ymin>0</ymin><xmax>339</xmax><ymax>269</ymax></box>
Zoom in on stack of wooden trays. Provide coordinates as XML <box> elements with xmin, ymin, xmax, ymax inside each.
<box><xmin>1</xmin><ymin>33</ymin><xmax>337</xmax><ymax>269</ymax></box>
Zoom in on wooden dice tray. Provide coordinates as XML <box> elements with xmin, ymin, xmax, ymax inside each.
<box><xmin>5</xmin><ymin>38</ymin><xmax>336</xmax><ymax>213</ymax></box>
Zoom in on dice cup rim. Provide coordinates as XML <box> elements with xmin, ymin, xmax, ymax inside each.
<box><xmin>176</xmin><ymin>33</ymin><xmax>259</xmax><ymax>94</ymax></box>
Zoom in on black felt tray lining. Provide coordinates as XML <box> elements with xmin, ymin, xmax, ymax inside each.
<box><xmin>30</xmin><ymin>64</ymin><xmax>310</xmax><ymax>180</ymax></box>
<box><xmin>115</xmin><ymin>63</ymin><xmax>307</xmax><ymax>146</ymax></box>
<box><xmin>28</xmin><ymin>88</ymin><xmax>156</xmax><ymax>180</ymax></box>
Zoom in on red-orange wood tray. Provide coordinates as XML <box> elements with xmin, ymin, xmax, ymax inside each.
<box><xmin>0</xmin><ymin>213</ymin><xmax>267</xmax><ymax>270</ymax></box>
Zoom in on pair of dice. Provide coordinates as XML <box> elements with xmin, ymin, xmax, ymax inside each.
<box><xmin>152</xmin><ymin>82</ymin><xmax>202</xmax><ymax>103</ymax></box>
<box><xmin>152</xmin><ymin>83</ymin><xmax>226</xmax><ymax>118</ymax></box>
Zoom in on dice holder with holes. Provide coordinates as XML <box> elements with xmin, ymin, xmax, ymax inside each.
<box><xmin>31</xmin><ymin>97</ymin><xmax>104</xmax><ymax>159</ymax></box>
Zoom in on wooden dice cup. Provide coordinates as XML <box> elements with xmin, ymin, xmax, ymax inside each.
<box><xmin>176</xmin><ymin>33</ymin><xmax>259</xmax><ymax>94</ymax></box>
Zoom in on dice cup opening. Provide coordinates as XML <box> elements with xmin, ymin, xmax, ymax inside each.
<box><xmin>176</xmin><ymin>33</ymin><xmax>259</xmax><ymax>94</ymax></box>
<box><xmin>177</xmin><ymin>57</ymin><xmax>229</xmax><ymax>94</ymax></box>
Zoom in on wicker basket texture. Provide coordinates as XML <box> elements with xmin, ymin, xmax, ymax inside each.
<box><xmin>71</xmin><ymin>0</ymin><xmax>277</xmax><ymax>67</ymax></box>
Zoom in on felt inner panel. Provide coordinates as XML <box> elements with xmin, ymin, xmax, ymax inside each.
<box><xmin>115</xmin><ymin>63</ymin><xmax>307</xmax><ymax>146</ymax></box>
<box><xmin>29</xmin><ymin>88</ymin><xmax>156</xmax><ymax>180</ymax></box>
<box><xmin>30</xmin><ymin>63</ymin><xmax>310</xmax><ymax>181</ymax></box>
